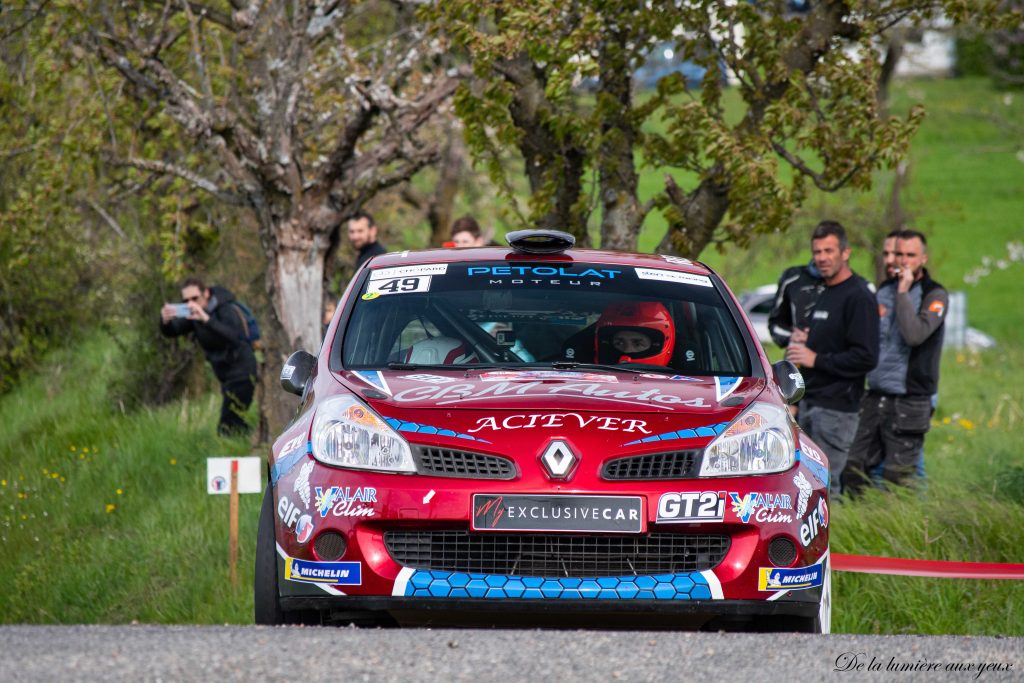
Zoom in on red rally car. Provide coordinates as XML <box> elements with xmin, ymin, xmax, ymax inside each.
<box><xmin>255</xmin><ymin>230</ymin><xmax>831</xmax><ymax>632</ymax></box>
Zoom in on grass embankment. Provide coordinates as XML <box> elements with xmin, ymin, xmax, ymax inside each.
<box><xmin>0</xmin><ymin>336</ymin><xmax>260</xmax><ymax>623</ymax></box>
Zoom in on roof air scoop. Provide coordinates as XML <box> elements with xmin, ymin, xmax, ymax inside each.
<box><xmin>506</xmin><ymin>229</ymin><xmax>576</xmax><ymax>254</ymax></box>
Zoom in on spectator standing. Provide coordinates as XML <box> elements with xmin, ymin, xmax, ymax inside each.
<box><xmin>842</xmin><ymin>230</ymin><xmax>947</xmax><ymax>494</ymax></box>
<box><xmin>784</xmin><ymin>221</ymin><xmax>880</xmax><ymax>496</ymax></box>
<box><xmin>348</xmin><ymin>210</ymin><xmax>387</xmax><ymax>271</ymax></box>
<box><xmin>767</xmin><ymin>259</ymin><xmax>824</xmax><ymax>348</ymax></box>
<box><xmin>450</xmin><ymin>215</ymin><xmax>485</xmax><ymax>248</ymax></box>
<box><xmin>160</xmin><ymin>277</ymin><xmax>259</xmax><ymax>436</ymax></box>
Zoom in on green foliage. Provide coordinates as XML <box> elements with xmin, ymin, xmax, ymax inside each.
<box><xmin>426</xmin><ymin>0</ymin><xmax>1014</xmax><ymax>254</ymax></box>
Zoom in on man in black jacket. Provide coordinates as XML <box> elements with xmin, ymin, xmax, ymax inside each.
<box><xmin>160</xmin><ymin>277</ymin><xmax>259</xmax><ymax>436</ymax></box>
<box><xmin>348</xmin><ymin>210</ymin><xmax>387</xmax><ymax>271</ymax></box>
<box><xmin>842</xmin><ymin>230</ymin><xmax>947</xmax><ymax>494</ymax></box>
<box><xmin>767</xmin><ymin>260</ymin><xmax>824</xmax><ymax>349</ymax></box>
<box><xmin>784</xmin><ymin>221</ymin><xmax>880</xmax><ymax>496</ymax></box>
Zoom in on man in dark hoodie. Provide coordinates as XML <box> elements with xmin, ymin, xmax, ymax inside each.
<box><xmin>160</xmin><ymin>277</ymin><xmax>259</xmax><ymax>436</ymax></box>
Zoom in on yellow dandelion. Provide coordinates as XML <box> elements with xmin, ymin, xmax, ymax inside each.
<box><xmin>92</xmin><ymin>446</ymin><xmax>98</xmax><ymax>453</ymax></box>
<box><xmin>51</xmin><ymin>472</ymin><xmax>59</xmax><ymax>479</ymax></box>
<box><xmin>170</xmin><ymin>458</ymin><xmax>177</xmax><ymax>465</ymax></box>
<box><xmin>1</xmin><ymin>479</ymin><xmax>6</xmax><ymax>487</ymax></box>
<box><xmin>956</xmin><ymin>354</ymin><xmax>966</xmax><ymax>363</ymax></box>
<box><xmin>69</xmin><ymin>445</ymin><xmax>76</xmax><ymax>452</ymax></box>
<box><xmin>21</xmin><ymin>515</ymin><xmax>27</xmax><ymax>520</ymax></box>
<box><xmin>42</xmin><ymin>468</ymin><xmax>48</xmax><ymax>474</ymax></box>
<box><xmin>79</xmin><ymin>454</ymin><xmax>85</xmax><ymax>460</ymax></box>
<box><xmin>116</xmin><ymin>488</ymin><xmax>123</xmax><ymax>495</ymax></box>
<box><xmin>105</xmin><ymin>503</ymin><xmax>116</xmax><ymax>513</ymax></box>
<box><xmin>942</xmin><ymin>416</ymin><xmax>952</xmax><ymax>425</ymax></box>
<box><xmin>82</xmin><ymin>447</ymin><xmax>89</xmax><ymax>454</ymax></box>
<box><xmin>958</xmin><ymin>418</ymin><xmax>976</xmax><ymax>430</ymax></box>
<box><xmin>60</xmin><ymin>477</ymin><xmax>65</xmax><ymax>482</ymax></box>
<box><xmin>17</xmin><ymin>492</ymin><xmax>25</xmax><ymax>499</ymax></box>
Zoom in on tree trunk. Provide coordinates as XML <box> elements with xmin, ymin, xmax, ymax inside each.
<box><xmin>657</xmin><ymin>173</ymin><xmax>731</xmax><ymax>259</ymax></box>
<box><xmin>596</xmin><ymin>37</ymin><xmax>644</xmax><ymax>251</ymax></box>
<box><xmin>427</xmin><ymin>122</ymin><xmax>467</xmax><ymax>246</ymax></box>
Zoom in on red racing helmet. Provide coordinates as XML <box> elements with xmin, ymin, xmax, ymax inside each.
<box><xmin>595</xmin><ymin>301</ymin><xmax>676</xmax><ymax>366</ymax></box>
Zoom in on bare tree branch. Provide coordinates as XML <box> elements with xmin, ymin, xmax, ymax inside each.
<box><xmin>81</xmin><ymin>197</ymin><xmax>126</xmax><ymax>238</ymax></box>
<box><xmin>110</xmin><ymin>156</ymin><xmax>246</xmax><ymax>204</ymax></box>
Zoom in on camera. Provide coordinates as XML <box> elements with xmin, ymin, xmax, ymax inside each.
<box><xmin>172</xmin><ymin>303</ymin><xmax>192</xmax><ymax>318</ymax></box>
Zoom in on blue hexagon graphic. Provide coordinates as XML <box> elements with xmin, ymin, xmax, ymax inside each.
<box><xmin>400</xmin><ymin>570</ymin><xmax>713</xmax><ymax>600</ymax></box>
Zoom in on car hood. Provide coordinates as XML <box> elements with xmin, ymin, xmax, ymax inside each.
<box><xmin>334</xmin><ymin>369</ymin><xmax>765</xmax><ymax>442</ymax></box>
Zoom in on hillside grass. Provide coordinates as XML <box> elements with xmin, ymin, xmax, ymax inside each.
<box><xmin>1</xmin><ymin>76</ymin><xmax>1022</xmax><ymax>630</ymax></box>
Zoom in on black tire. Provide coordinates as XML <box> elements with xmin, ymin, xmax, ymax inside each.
<box><xmin>254</xmin><ymin>484</ymin><xmax>286</xmax><ymax>625</ymax></box>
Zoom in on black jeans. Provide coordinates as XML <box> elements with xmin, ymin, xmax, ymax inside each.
<box><xmin>843</xmin><ymin>392</ymin><xmax>931</xmax><ymax>495</ymax></box>
<box><xmin>219</xmin><ymin>376</ymin><xmax>256</xmax><ymax>436</ymax></box>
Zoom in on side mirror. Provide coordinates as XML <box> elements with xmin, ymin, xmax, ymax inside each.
<box><xmin>281</xmin><ymin>350</ymin><xmax>316</xmax><ymax>396</ymax></box>
<box><xmin>772</xmin><ymin>360</ymin><xmax>805</xmax><ymax>405</ymax></box>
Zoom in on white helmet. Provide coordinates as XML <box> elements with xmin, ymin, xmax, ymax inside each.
<box><xmin>404</xmin><ymin>337</ymin><xmax>477</xmax><ymax>365</ymax></box>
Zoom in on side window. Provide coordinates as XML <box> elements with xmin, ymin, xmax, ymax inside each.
<box><xmin>389</xmin><ymin>318</ymin><xmax>443</xmax><ymax>361</ymax></box>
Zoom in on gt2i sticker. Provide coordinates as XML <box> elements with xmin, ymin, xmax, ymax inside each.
<box><xmin>799</xmin><ymin>498</ymin><xmax>829</xmax><ymax>547</ymax></box>
<box><xmin>729</xmin><ymin>492</ymin><xmax>793</xmax><ymax>524</ymax></box>
<box><xmin>656</xmin><ymin>491</ymin><xmax>725</xmax><ymax>523</ymax></box>
<box><xmin>466</xmin><ymin>413</ymin><xmax>650</xmax><ymax>434</ymax></box>
<box><xmin>634</xmin><ymin>268</ymin><xmax>713</xmax><ymax>288</ymax></box>
<box><xmin>758</xmin><ymin>563</ymin><xmax>824</xmax><ymax>591</ymax></box>
<box><xmin>366</xmin><ymin>275</ymin><xmax>431</xmax><ymax>296</ymax></box>
<box><xmin>370</xmin><ymin>264</ymin><xmax>448</xmax><ymax>280</ymax></box>
<box><xmin>285</xmin><ymin>558</ymin><xmax>362</xmax><ymax>585</ymax></box>
<box><xmin>315</xmin><ymin>486</ymin><xmax>377</xmax><ymax>518</ymax></box>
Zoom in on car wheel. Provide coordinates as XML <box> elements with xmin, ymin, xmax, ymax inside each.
<box><xmin>792</xmin><ymin>559</ymin><xmax>831</xmax><ymax>634</ymax></box>
<box><xmin>254</xmin><ymin>484</ymin><xmax>286</xmax><ymax>625</ymax></box>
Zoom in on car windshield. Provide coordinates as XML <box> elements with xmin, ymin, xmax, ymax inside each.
<box><xmin>340</xmin><ymin>260</ymin><xmax>751</xmax><ymax>376</ymax></box>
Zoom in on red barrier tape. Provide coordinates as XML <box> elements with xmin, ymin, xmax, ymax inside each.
<box><xmin>833</xmin><ymin>553</ymin><xmax>1024</xmax><ymax>580</ymax></box>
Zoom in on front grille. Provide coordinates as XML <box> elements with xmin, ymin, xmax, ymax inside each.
<box><xmin>602</xmin><ymin>451</ymin><xmax>701</xmax><ymax>480</ymax></box>
<box><xmin>413</xmin><ymin>447</ymin><xmax>516</xmax><ymax>480</ymax></box>
<box><xmin>384</xmin><ymin>531</ymin><xmax>730</xmax><ymax>576</ymax></box>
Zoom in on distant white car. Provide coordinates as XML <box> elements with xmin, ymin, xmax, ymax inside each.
<box><xmin>737</xmin><ymin>285</ymin><xmax>996</xmax><ymax>351</ymax></box>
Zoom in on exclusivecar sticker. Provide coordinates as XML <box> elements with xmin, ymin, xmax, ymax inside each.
<box><xmin>466</xmin><ymin>413</ymin><xmax>651</xmax><ymax>434</ymax></box>
<box><xmin>656</xmin><ymin>491</ymin><xmax>726</xmax><ymax>523</ymax></box>
<box><xmin>479</xmin><ymin>371</ymin><xmax>617</xmax><ymax>383</ymax></box>
<box><xmin>315</xmin><ymin>486</ymin><xmax>377</xmax><ymax>518</ymax></box>
<box><xmin>285</xmin><ymin>558</ymin><xmax>362</xmax><ymax>585</ymax></box>
<box><xmin>391</xmin><ymin>382</ymin><xmax>710</xmax><ymax>409</ymax></box>
<box><xmin>293</xmin><ymin>460</ymin><xmax>314</xmax><ymax>509</ymax></box>
<box><xmin>634</xmin><ymin>268</ymin><xmax>713</xmax><ymax>288</ymax></box>
<box><xmin>758</xmin><ymin>563</ymin><xmax>824</xmax><ymax>591</ymax></box>
<box><xmin>714</xmin><ymin>376</ymin><xmax>742</xmax><ymax>402</ymax></box>
<box><xmin>729</xmin><ymin>492</ymin><xmax>793</xmax><ymax>524</ymax></box>
<box><xmin>621</xmin><ymin>421</ymin><xmax>728</xmax><ymax>446</ymax></box>
<box><xmin>353</xmin><ymin>370</ymin><xmax>391</xmax><ymax>396</ymax></box>
<box><xmin>382</xmin><ymin>417</ymin><xmax>492</xmax><ymax>443</ymax></box>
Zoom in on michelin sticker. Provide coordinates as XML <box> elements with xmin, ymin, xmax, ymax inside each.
<box><xmin>758</xmin><ymin>563</ymin><xmax>824</xmax><ymax>591</ymax></box>
<box><xmin>634</xmin><ymin>268</ymin><xmax>713</xmax><ymax>288</ymax></box>
<box><xmin>285</xmin><ymin>558</ymin><xmax>362</xmax><ymax>585</ymax></box>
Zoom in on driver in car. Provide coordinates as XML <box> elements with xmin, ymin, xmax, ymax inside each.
<box><xmin>595</xmin><ymin>302</ymin><xmax>676</xmax><ymax>366</ymax></box>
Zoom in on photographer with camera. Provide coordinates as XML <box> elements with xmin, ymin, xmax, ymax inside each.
<box><xmin>160</xmin><ymin>277</ymin><xmax>258</xmax><ymax>436</ymax></box>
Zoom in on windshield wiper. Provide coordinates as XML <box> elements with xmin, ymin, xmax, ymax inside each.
<box><xmin>548</xmin><ymin>361</ymin><xmax>653</xmax><ymax>376</ymax></box>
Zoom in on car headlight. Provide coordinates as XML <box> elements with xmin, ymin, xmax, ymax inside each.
<box><xmin>311</xmin><ymin>395</ymin><xmax>416</xmax><ymax>473</ymax></box>
<box><xmin>699</xmin><ymin>402</ymin><xmax>795</xmax><ymax>477</ymax></box>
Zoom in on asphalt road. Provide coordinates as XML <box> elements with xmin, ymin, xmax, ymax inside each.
<box><xmin>2</xmin><ymin>625</ymin><xmax>1021</xmax><ymax>682</ymax></box>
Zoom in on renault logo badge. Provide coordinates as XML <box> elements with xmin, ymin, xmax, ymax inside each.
<box><xmin>540</xmin><ymin>440</ymin><xmax>577</xmax><ymax>480</ymax></box>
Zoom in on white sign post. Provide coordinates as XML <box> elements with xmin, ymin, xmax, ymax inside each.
<box><xmin>207</xmin><ymin>456</ymin><xmax>262</xmax><ymax>585</ymax></box>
